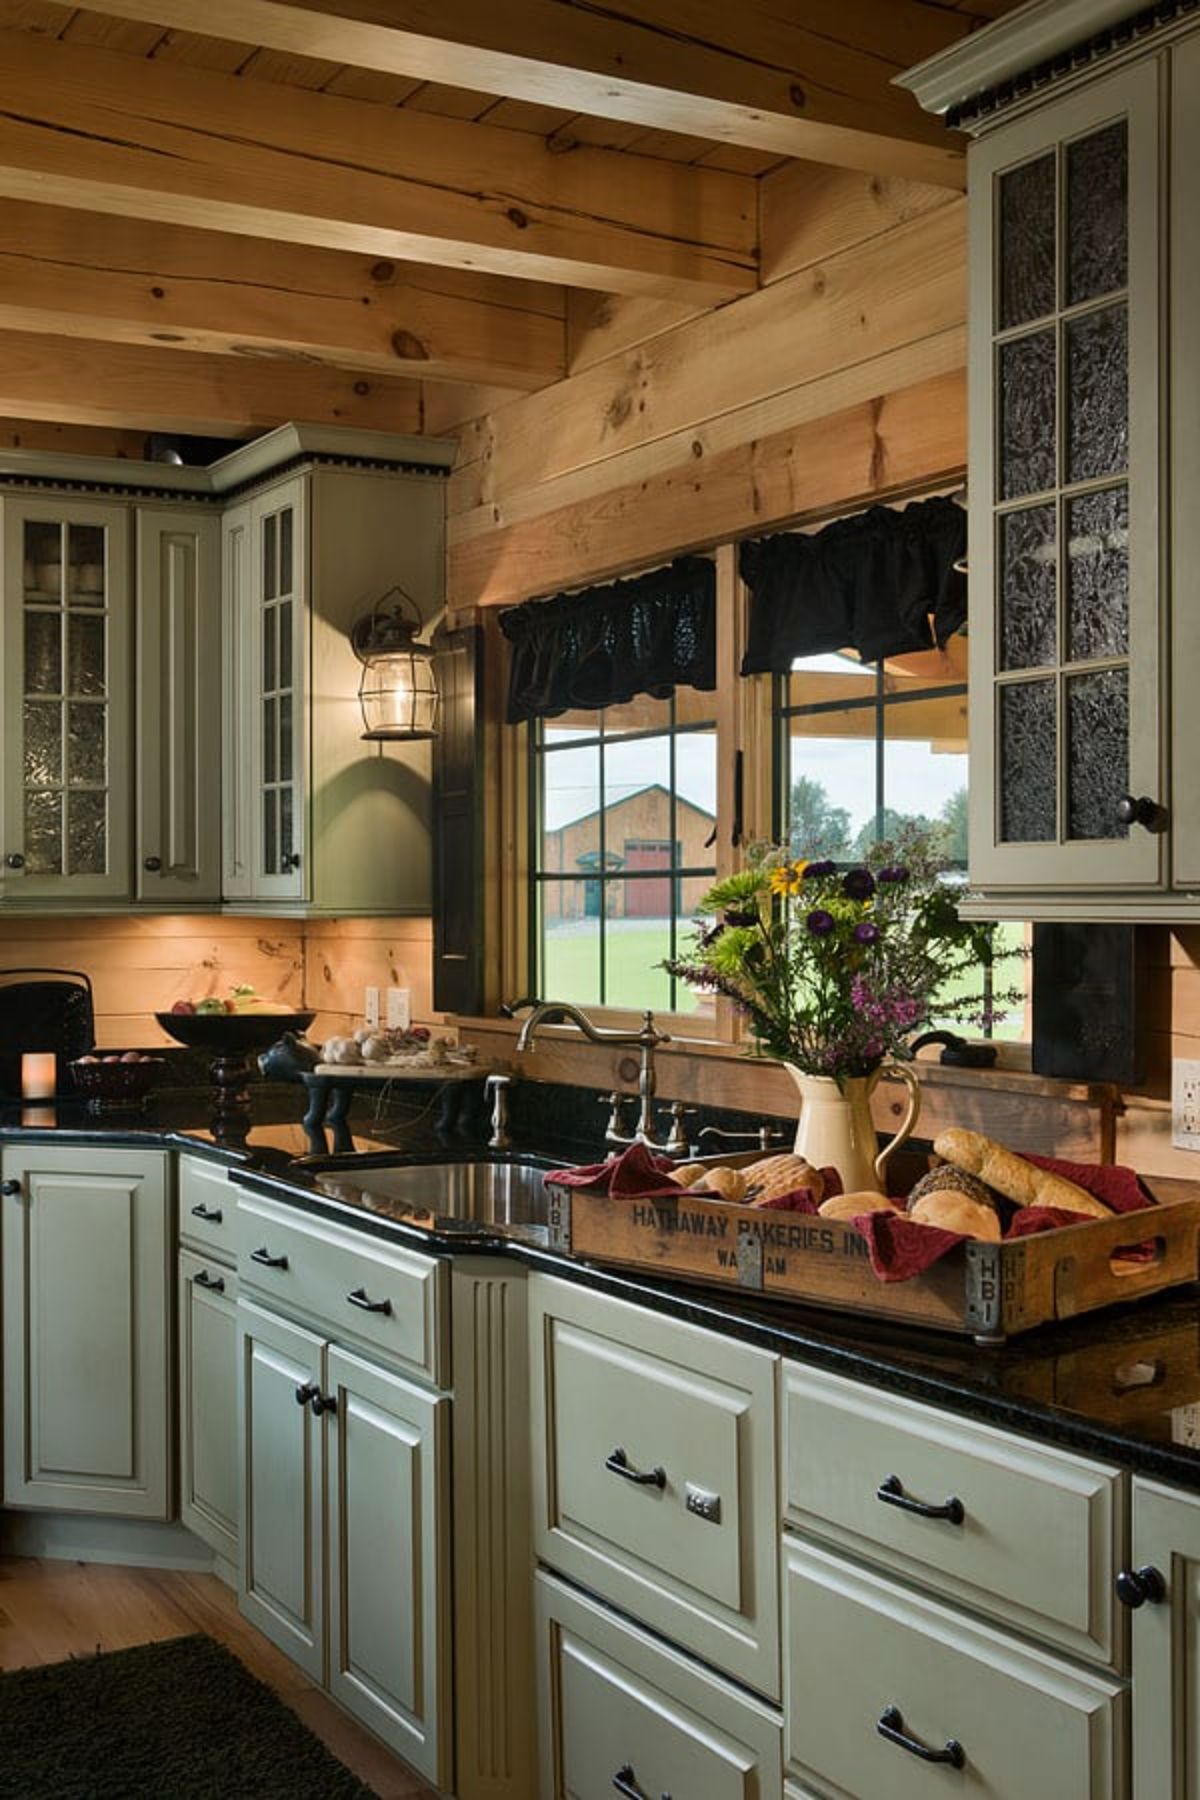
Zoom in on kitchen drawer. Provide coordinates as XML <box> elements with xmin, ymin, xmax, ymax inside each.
<box><xmin>783</xmin><ymin>1539</ymin><xmax>1127</xmax><ymax>1800</ymax></box>
<box><xmin>529</xmin><ymin>1274</ymin><xmax>779</xmax><ymax>1698</ymax></box>
<box><xmin>782</xmin><ymin>1361</ymin><xmax>1124</xmax><ymax>1668</ymax></box>
<box><xmin>179</xmin><ymin>1157</ymin><xmax>237</xmax><ymax>1265</ymax></box>
<box><xmin>237</xmin><ymin>1193</ymin><xmax>448</xmax><ymax>1387</ymax></box>
<box><xmin>537</xmin><ymin>1570</ymin><xmax>783</xmax><ymax>1800</ymax></box>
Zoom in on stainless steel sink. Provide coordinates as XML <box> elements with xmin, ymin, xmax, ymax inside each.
<box><xmin>303</xmin><ymin>1153</ymin><xmax>558</xmax><ymax>1229</ymax></box>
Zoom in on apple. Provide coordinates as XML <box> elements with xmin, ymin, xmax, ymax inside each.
<box><xmin>170</xmin><ymin>999</ymin><xmax>196</xmax><ymax>1015</ymax></box>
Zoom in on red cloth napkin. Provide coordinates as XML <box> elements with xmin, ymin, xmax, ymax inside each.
<box><xmin>857</xmin><ymin>1156</ymin><xmax>1154</xmax><ymax>1284</ymax></box>
<box><xmin>546</xmin><ymin>1141</ymin><xmax>682</xmax><ymax>1198</ymax></box>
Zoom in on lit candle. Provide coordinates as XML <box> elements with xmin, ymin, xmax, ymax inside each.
<box><xmin>21</xmin><ymin>1052</ymin><xmax>56</xmax><ymax>1101</ymax></box>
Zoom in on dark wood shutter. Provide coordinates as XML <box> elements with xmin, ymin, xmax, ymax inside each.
<box><xmin>432</xmin><ymin>622</ymin><xmax>485</xmax><ymax>1015</ymax></box>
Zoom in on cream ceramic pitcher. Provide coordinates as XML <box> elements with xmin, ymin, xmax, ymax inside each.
<box><xmin>784</xmin><ymin>1064</ymin><xmax>921</xmax><ymax>1195</ymax></box>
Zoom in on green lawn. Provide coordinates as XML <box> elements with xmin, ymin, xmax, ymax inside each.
<box><xmin>542</xmin><ymin>918</ymin><xmax>1029</xmax><ymax>1037</ymax></box>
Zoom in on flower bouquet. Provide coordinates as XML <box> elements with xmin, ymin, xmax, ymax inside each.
<box><xmin>665</xmin><ymin>835</ymin><xmax>1017</xmax><ymax>1080</ymax></box>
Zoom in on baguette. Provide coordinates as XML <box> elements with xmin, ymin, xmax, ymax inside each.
<box><xmin>932</xmin><ymin>1128</ymin><xmax>1112</xmax><ymax>1219</ymax></box>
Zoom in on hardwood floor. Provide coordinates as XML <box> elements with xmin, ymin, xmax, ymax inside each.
<box><xmin>0</xmin><ymin>1556</ymin><xmax>438</xmax><ymax>1800</ymax></box>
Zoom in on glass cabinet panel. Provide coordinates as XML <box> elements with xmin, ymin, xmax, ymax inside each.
<box><xmin>19</xmin><ymin>515</ymin><xmax>111</xmax><ymax>877</ymax></box>
<box><xmin>987</xmin><ymin>97</ymin><xmax>1147</xmax><ymax>863</ymax></box>
<box><xmin>255</xmin><ymin>498</ymin><xmax>301</xmax><ymax>886</ymax></box>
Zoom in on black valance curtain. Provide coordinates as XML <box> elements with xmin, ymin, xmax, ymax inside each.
<box><xmin>739</xmin><ymin>495</ymin><xmax>967</xmax><ymax>675</ymax></box>
<box><xmin>499</xmin><ymin>555</ymin><xmax>716</xmax><ymax>724</ymax></box>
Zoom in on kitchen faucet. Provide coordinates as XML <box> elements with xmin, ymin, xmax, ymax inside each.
<box><xmin>505</xmin><ymin>998</ymin><xmax>689</xmax><ymax>1156</ymax></box>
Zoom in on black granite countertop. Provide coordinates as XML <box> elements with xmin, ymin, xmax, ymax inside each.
<box><xmin>5</xmin><ymin>1087</ymin><xmax>1200</xmax><ymax>1493</ymax></box>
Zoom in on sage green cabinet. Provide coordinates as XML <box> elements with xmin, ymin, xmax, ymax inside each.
<box><xmin>179</xmin><ymin>1248</ymin><xmax>239</xmax><ymax>1566</ymax></box>
<box><xmin>0</xmin><ymin>494</ymin><xmax>132</xmax><ymax>901</ymax></box>
<box><xmin>1127</xmin><ymin>1478</ymin><xmax>1200</xmax><ymax>1797</ymax></box>
<box><xmin>219</xmin><ymin>458</ymin><xmax>443</xmax><ymax>915</ymax></box>
<box><xmin>238</xmin><ymin>1298</ymin><xmax>450</xmax><ymax>1784</ymax></box>
<box><xmin>1</xmin><ymin>1145</ymin><xmax>171</xmax><ymax>1517</ymax></box>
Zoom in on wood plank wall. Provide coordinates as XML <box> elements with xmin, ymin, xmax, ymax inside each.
<box><xmin>0</xmin><ymin>914</ymin><xmax>436</xmax><ymax>1050</ymax></box>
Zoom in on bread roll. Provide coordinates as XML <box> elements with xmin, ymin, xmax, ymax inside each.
<box><xmin>742</xmin><ymin>1153</ymin><xmax>824</xmax><ymax>1203</ymax></box>
<box><xmin>818</xmin><ymin>1191</ymin><xmax>899</xmax><ymax>1221</ymax></box>
<box><xmin>695</xmin><ymin>1165</ymin><xmax>747</xmax><ymax>1203</ymax></box>
<box><xmin>933</xmin><ymin>1127</ymin><xmax>1111</xmax><ymax>1219</ymax></box>
<box><xmin>910</xmin><ymin>1189</ymin><xmax>1003</xmax><ymax>1242</ymax></box>
<box><xmin>669</xmin><ymin>1163</ymin><xmax>708</xmax><ymax>1189</ymax></box>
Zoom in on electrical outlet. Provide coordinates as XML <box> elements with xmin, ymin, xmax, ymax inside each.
<box><xmin>387</xmin><ymin>986</ymin><xmax>411</xmax><ymax>1031</ymax></box>
<box><xmin>1172</xmin><ymin>1057</ymin><xmax>1200</xmax><ymax>1150</ymax></box>
<box><xmin>364</xmin><ymin>986</ymin><xmax>381</xmax><ymax>1029</ymax></box>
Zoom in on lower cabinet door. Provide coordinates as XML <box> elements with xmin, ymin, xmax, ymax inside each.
<box><xmin>179</xmin><ymin>1250</ymin><xmax>238</xmax><ymax>1565</ymax></box>
<box><xmin>238</xmin><ymin>1300</ymin><xmax>325</xmax><ymax>1680</ymax></box>
<box><xmin>325</xmin><ymin>1344</ymin><xmax>450</xmax><ymax>1789</ymax></box>
<box><xmin>1129</xmin><ymin>1476</ymin><xmax>1200</xmax><ymax>1797</ymax></box>
<box><xmin>537</xmin><ymin>1570</ymin><xmax>783</xmax><ymax>1800</ymax></box>
<box><xmin>783</xmin><ymin>1538</ymin><xmax>1127</xmax><ymax>1800</ymax></box>
<box><xmin>1</xmin><ymin>1146</ymin><xmax>171</xmax><ymax>1516</ymax></box>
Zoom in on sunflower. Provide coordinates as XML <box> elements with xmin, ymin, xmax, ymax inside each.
<box><xmin>768</xmin><ymin>859</ymin><xmax>808</xmax><ymax>896</ymax></box>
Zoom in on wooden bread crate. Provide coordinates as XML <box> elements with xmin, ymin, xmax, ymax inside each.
<box><xmin>544</xmin><ymin>1157</ymin><xmax>1200</xmax><ymax>1345</ymax></box>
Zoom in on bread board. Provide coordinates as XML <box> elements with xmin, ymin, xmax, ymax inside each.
<box><xmin>544</xmin><ymin>1155</ymin><xmax>1200</xmax><ymax>1344</ymax></box>
<box><xmin>312</xmin><ymin>1061</ymin><xmax>496</xmax><ymax>1081</ymax></box>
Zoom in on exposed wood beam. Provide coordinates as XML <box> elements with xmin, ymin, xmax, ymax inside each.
<box><xmin>448</xmin><ymin>371</ymin><xmax>967</xmax><ymax>609</ymax></box>
<box><xmin>0</xmin><ymin>416</ymin><xmax>151</xmax><ymax>459</ymax></box>
<box><xmin>61</xmin><ymin>0</ymin><xmax>976</xmax><ymax>186</ymax></box>
<box><xmin>0</xmin><ymin>330</ymin><xmax>424</xmax><ymax>436</ymax></box>
<box><xmin>0</xmin><ymin>29</ymin><xmax>756</xmax><ymax>298</ymax></box>
<box><xmin>0</xmin><ymin>200</ymin><xmax>566</xmax><ymax>390</ymax></box>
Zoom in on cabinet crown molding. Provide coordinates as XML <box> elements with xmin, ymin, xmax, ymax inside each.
<box><xmin>898</xmin><ymin>0</ymin><xmax>1157</xmax><ymax>121</ymax></box>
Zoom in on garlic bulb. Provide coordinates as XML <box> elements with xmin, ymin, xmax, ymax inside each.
<box><xmin>321</xmin><ymin>1036</ymin><xmax>362</xmax><ymax>1065</ymax></box>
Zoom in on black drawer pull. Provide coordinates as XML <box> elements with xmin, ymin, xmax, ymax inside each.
<box><xmin>612</xmin><ymin>1764</ymin><xmax>671</xmax><ymax>1800</ymax></box>
<box><xmin>190</xmin><ymin>1202</ymin><xmax>223</xmax><ymax>1223</ymax></box>
<box><xmin>1116</xmin><ymin>1565</ymin><xmax>1166</xmax><ymax>1608</ymax></box>
<box><xmin>347</xmin><ymin>1287</ymin><xmax>392</xmax><ymax>1316</ymax></box>
<box><xmin>877</xmin><ymin>1705</ymin><xmax>964</xmax><ymax>1769</ymax></box>
<box><xmin>295</xmin><ymin>1382</ymin><xmax>319</xmax><ymax>1408</ymax></box>
<box><xmin>311</xmin><ymin>1391</ymin><xmax>338</xmax><ymax>1417</ymax></box>
<box><xmin>605</xmin><ymin>1447</ymin><xmax>666</xmax><ymax>1489</ymax></box>
<box><xmin>194</xmin><ymin>1269</ymin><xmax>225</xmax><ymax>1293</ymax></box>
<box><xmin>877</xmin><ymin>1473</ymin><xmax>964</xmax><ymax>1525</ymax></box>
<box><xmin>250</xmin><ymin>1247</ymin><xmax>288</xmax><ymax>1270</ymax></box>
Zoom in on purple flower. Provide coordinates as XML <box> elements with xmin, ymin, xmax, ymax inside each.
<box><xmin>877</xmin><ymin>865</ymin><xmax>910</xmax><ymax>884</ymax></box>
<box><xmin>853</xmin><ymin>921</ymin><xmax>880</xmax><ymax>944</ymax></box>
<box><xmin>842</xmin><ymin>867</ymin><xmax>876</xmax><ymax>901</ymax></box>
<box><xmin>806</xmin><ymin>909</ymin><xmax>835</xmax><ymax>935</ymax></box>
<box><xmin>803</xmin><ymin>859</ymin><xmax>836</xmax><ymax>880</ymax></box>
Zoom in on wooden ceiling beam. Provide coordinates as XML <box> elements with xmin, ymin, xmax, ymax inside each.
<box><xmin>0</xmin><ymin>199</ymin><xmax>566</xmax><ymax>390</ymax></box>
<box><xmin>0</xmin><ymin>29</ymin><xmax>756</xmax><ymax>299</ymax></box>
<box><xmin>0</xmin><ymin>329</ymin><xmax>425</xmax><ymax>436</ymax></box>
<box><xmin>59</xmin><ymin>0</ymin><xmax>977</xmax><ymax>186</ymax></box>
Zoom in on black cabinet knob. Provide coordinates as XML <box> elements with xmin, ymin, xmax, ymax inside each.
<box><xmin>5</xmin><ymin>853</ymin><xmax>24</xmax><ymax>870</ymax></box>
<box><xmin>143</xmin><ymin>856</ymin><xmax>162</xmax><ymax>872</ymax></box>
<box><xmin>1116</xmin><ymin>1565</ymin><xmax>1166</xmax><ymax>1608</ymax></box>
<box><xmin>1115</xmin><ymin>795</ymin><xmax>1167</xmax><ymax>832</ymax></box>
<box><xmin>311</xmin><ymin>1391</ymin><xmax>338</xmax><ymax>1416</ymax></box>
<box><xmin>295</xmin><ymin>1382</ymin><xmax>319</xmax><ymax>1408</ymax></box>
<box><xmin>284</xmin><ymin>852</ymin><xmax>302</xmax><ymax>870</ymax></box>
<box><xmin>0</xmin><ymin>1179</ymin><xmax>21</xmax><ymax>1196</ymax></box>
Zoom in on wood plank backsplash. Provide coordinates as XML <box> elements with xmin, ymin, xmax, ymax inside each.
<box><xmin>0</xmin><ymin>914</ymin><xmax>436</xmax><ymax>1050</ymax></box>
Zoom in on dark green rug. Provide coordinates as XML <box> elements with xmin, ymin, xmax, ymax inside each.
<box><xmin>0</xmin><ymin>1633</ymin><xmax>376</xmax><ymax>1799</ymax></box>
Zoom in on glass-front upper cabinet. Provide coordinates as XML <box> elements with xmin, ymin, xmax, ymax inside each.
<box><xmin>0</xmin><ymin>497</ymin><xmax>131</xmax><ymax>899</ymax></box>
<box><xmin>250</xmin><ymin>479</ymin><xmax>306</xmax><ymax>902</ymax></box>
<box><xmin>967</xmin><ymin>59</ymin><xmax>1162</xmax><ymax>896</ymax></box>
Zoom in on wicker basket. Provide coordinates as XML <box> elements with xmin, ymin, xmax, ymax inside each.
<box><xmin>69</xmin><ymin>1055</ymin><xmax>167</xmax><ymax>1113</ymax></box>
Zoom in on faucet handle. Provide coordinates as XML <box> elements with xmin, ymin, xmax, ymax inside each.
<box><xmin>660</xmin><ymin>1100</ymin><xmax>697</xmax><ymax>1158</ymax></box>
<box><xmin>600</xmin><ymin>1091</ymin><xmax>631</xmax><ymax>1143</ymax></box>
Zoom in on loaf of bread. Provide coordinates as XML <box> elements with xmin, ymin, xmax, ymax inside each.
<box><xmin>818</xmin><ymin>1191</ymin><xmax>899</xmax><ymax>1221</ymax></box>
<box><xmin>910</xmin><ymin>1189</ymin><xmax>1003</xmax><ymax>1242</ymax></box>
<box><xmin>933</xmin><ymin>1128</ymin><xmax>1112</xmax><ymax>1219</ymax></box>
<box><xmin>742</xmin><ymin>1153</ymin><xmax>824</xmax><ymax>1203</ymax></box>
<box><xmin>695</xmin><ymin>1165</ymin><xmax>748</xmax><ymax>1203</ymax></box>
<box><xmin>669</xmin><ymin>1163</ymin><xmax>708</xmax><ymax>1189</ymax></box>
<box><xmin>907</xmin><ymin>1164</ymin><xmax>1002</xmax><ymax>1217</ymax></box>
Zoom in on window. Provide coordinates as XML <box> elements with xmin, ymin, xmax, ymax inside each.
<box><xmin>532</xmin><ymin>688</ymin><xmax>716</xmax><ymax>1017</ymax></box>
<box><xmin>775</xmin><ymin>634</ymin><xmax>1030</xmax><ymax>1038</ymax></box>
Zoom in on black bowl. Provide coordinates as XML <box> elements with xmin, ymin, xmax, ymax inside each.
<box><xmin>155</xmin><ymin>1010</ymin><xmax>317</xmax><ymax>1055</ymax></box>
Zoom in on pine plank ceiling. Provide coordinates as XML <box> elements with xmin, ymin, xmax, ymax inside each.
<box><xmin>0</xmin><ymin>0</ymin><xmax>1027</xmax><ymax>447</ymax></box>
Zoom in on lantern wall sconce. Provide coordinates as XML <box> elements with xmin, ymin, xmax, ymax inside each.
<box><xmin>350</xmin><ymin>586</ymin><xmax>439</xmax><ymax>741</ymax></box>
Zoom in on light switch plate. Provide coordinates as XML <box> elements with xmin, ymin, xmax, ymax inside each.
<box><xmin>387</xmin><ymin>986</ymin><xmax>411</xmax><ymax>1031</ymax></box>
<box><xmin>364</xmin><ymin>986</ymin><xmax>381</xmax><ymax>1030</ymax></box>
<box><xmin>1171</xmin><ymin>1058</ymin><xmax>1200</xmax><ymax>1150</ymax></box>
